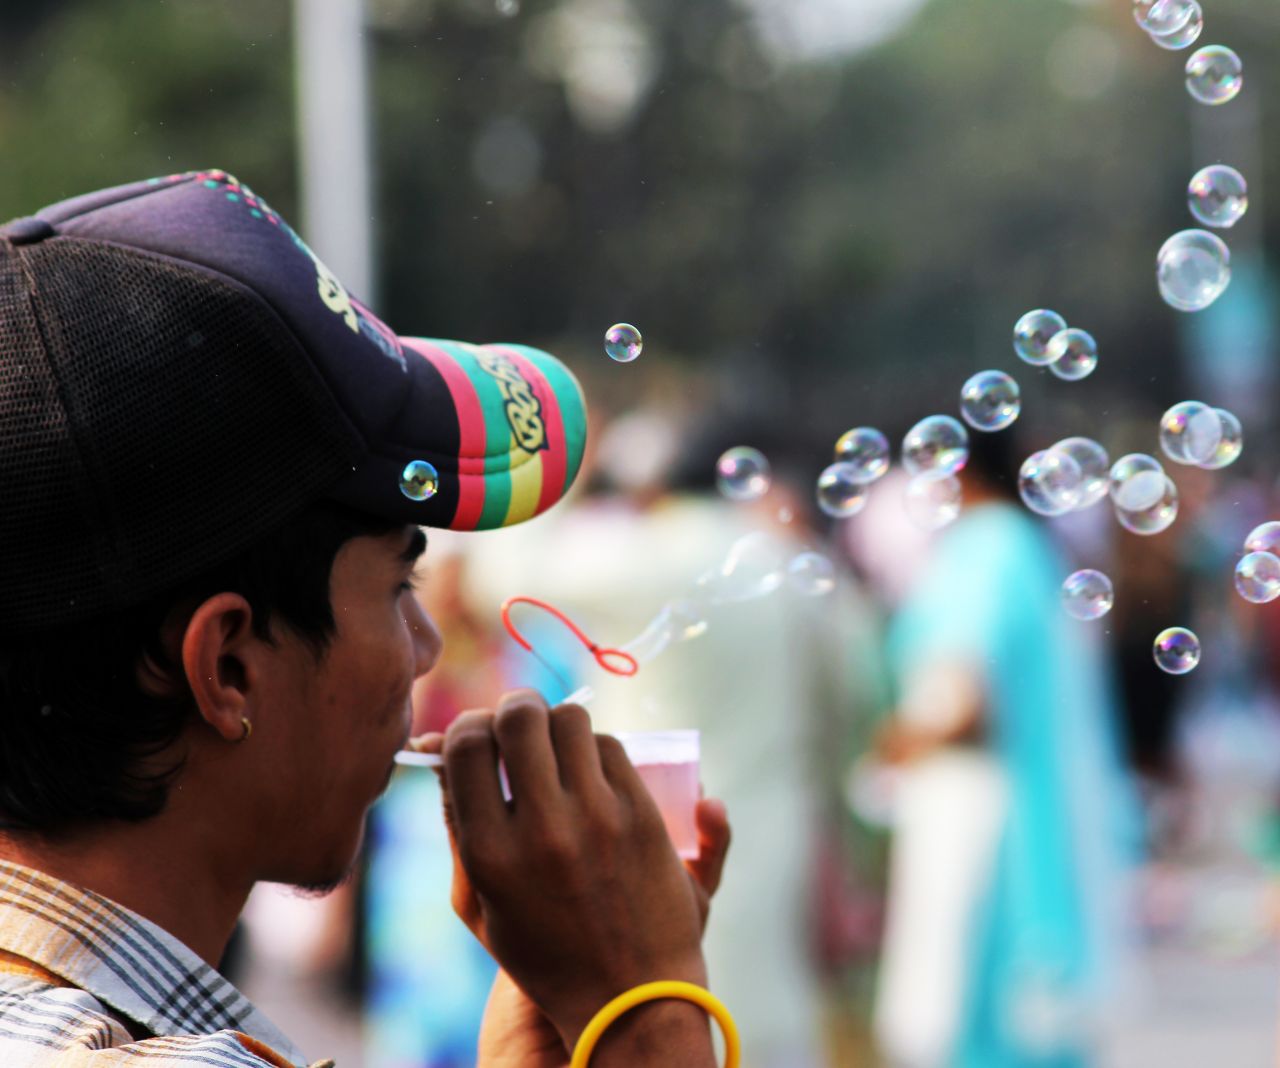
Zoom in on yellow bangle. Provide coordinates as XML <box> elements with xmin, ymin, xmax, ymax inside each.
<box><xmin>569</xmin><ymin>980</ymin><xmax>740</xmax><ymax>1068</ymax></box>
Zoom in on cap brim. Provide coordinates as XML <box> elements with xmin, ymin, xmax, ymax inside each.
<box><xmin>326</xmin><ymin>337</ymin><xmax>588</xmax><ymax>531</ymax></box>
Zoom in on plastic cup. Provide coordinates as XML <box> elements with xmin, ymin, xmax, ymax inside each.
<box><xmin>615</xmin><ymin>729</ymin><xmax>701</xmax><ymax>860</ymax></box>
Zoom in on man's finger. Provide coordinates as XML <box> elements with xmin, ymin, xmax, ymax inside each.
<box><xmin>443</xmin><ymin>710</ymin><xmax>508</xmax><ymax>834</ymax></box>
<box><xmin>684</xmin><ymin>798</ymin><xmax>731</xmax><ymax>898</ymax></box>
<box><xmin>548</xmin><ymin>703</ymin><xmax>608</xmax><ymax>796</ymax></box>
<box><xmin>493</xmin><ymin>690</ymin><xmax>561</xmax><ymax>818</ymax></box>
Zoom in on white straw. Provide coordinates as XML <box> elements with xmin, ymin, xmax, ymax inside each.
<box><xmin>393</xmin><ymin>750</ymin><xmax>444</xmax><ymax>769</ymax></box>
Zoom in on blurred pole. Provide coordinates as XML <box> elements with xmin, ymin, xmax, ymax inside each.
<box><xmin>294</xmin><ymin>0</ymin><xmax>375</xmax><ymax>303</ymax></box>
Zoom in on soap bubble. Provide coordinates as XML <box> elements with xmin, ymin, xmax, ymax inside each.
<box><xmin>1188</xmin><ymin>165</ymin><xmax>1248</xmax><ymax>228</ymax></box>
<box><xmin>696</xmin><ymin>532</ymin><xmax>785</xmax><ymax>605</ymax></box>
<box><xmin>1109</xmin><ymin>453</ymin><xmax>1164</xmax><ymax>505</ymax></box>
<box><xmin>1186</xmin><ymin>45</ymin><xmax>1243</xmax><ymax>106</ymax></box>
<box><xmin>399</xmin><ymin>459</ymin><xmax>440</xmax><ymax>501</ymax></box>
<box><xmin>716</xmin><ymin>446</ymin><xmax>772</xmax><ymax>501</ymax></box>
<box><xmin>1244</xmin><ymin>521</ymin><xmax>1280</xmax><ymax>556</ymax></box>
<box><xmin>1046</xmin><ymin>328</ymin><xmax>1098</xmax><ymax>382</ymax></box>
<box><xmin>1115</xmin><ymin>472</ymin><xmax>1179</xmax><ymax>535</ymax></box>
<box><xmin>904</xmin><ymin>474</ymin><xmax>963</xmax><ymax>531</ymax></box>
<box><xmin>604</xmin><ymin>322</ymin><xmax>643</xmax><ymax>363</ymax></box>
<box><xmin>1160</xmin><ymin>401</ymin><xmax>1224</xmax><ymax>465</ymax></box>
<box><xmin>1157</xmin><ymin>229</ymin><xmax>1231</xmax><ymax>312</ymax></box>
<box><xmin>787</xmin><ymin>551</ymin><xmax>836</xmax><ymax>596</ymax></box>
<box><xmin>1134</xmin><ymin>0</ymin><xmax>1196</xmax><ymax>34</ymax></box>
<box><xmin>960</xmin><ymin>370</ymin><xmax>1021</xmax><ymax>432</ymax></box>
<box><xmin>1235</xmin><ymin>552</ymin><xmax>1280</xmax><ymax>604</ymax></box>
<box><xmin>1149</xmin><ymin>1</ymin><xmax>1202</xmax><ymax>49</ymax></box>
<box><xmin>1153</xmin><ymin>627</ymin><xmax>1201</xmax><ymax>675</ymax></box>
<box><xmin>834</xmin><ymin>427</ymin><xmax>890</xmax><ymax>483</ymax></box>
<box><xmin>1197</xmin><ymin>409</ymin><xmax>1243</xmax><ymax>469</ymax></box>
<box><xmin>495</xmin><ymin>0</ymin><xmax>520</xmax><ymax>15</ymax></box>
<box><xmin>1062</xmin><ymin>570</ymin><xmax>1115</xmax><ymax>621</ymax></box>
<box><xmin>1013</xmin><ymin>309</ymin><xmax>1067</xmax><ymax>367</ymax></box>
<box><xmin>816</xmin><ymin>461</ymin><xmax>869</xmax><ymax>519</ymax></box>
<box><xmin>1054</xmin><ymin>437</ymin><xmax>1110</xmax><ymax>509</ymax></box>
<box><xmin>902</xmin><ymin>415</ymin><xmax>969</xmax><ymax>478</ymax></box>
<box><xmin>1019</xmin><ymin>448</ymin><xmax>1083</xmax><ymax>517</ymax></box>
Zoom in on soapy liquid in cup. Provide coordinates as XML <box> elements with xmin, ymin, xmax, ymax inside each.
<box><xmin>614</xmin><ymin>729</ymin><xmax>701</xmax><ymax>860</ymax></box>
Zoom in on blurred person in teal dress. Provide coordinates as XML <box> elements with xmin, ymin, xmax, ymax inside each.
<box><xmin>872</xmin><ymin>434</ymin><xmax>1138</xmax><ymax>1068</ymax></box>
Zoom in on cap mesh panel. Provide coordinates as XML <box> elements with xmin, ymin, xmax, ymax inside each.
<box><xmin>0</xmin><ymin>237</ymin><xmax>364</xmax><ymax>633</ymax></box>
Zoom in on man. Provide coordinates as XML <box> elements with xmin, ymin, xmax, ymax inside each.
<box><xmin>0</xmin><ymin>169</ymin><xmax>731</xmax><ymax>1066</ymax></box>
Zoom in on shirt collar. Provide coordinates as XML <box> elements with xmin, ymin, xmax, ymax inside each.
<box><xmin>0</xmin><ymin>859</ymin><xmax>308</xmax><ymax>1065</ymax></box>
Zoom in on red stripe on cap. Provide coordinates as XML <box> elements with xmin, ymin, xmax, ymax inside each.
<box><xmin>491</xmin><ymin>345</ymin><xmax>567</xmax><ymax>517</ymax></box>
<box><xmin>401</xmin><ymin>337</ymin><xmax>488</xmax><ymax>530</ymax></box>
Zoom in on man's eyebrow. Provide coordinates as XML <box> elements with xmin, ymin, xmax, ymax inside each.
<box><xmin>399</xmin><ymin>527</ymin><xmax>428</xmax><ymax>566</ymax></box>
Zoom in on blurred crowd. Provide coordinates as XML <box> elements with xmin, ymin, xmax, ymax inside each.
<box><xmin>220</xmin><ymin>392</ymin><xmax>1280</xmax><ymax>1067</ymax></box>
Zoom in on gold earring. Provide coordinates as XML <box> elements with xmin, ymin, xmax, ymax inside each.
<box><xmin>239</xmin><ymin>717</ymin><xmax>253</xmax><ymax>742</ymax></box>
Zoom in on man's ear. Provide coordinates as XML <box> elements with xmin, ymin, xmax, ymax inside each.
<box><xmin>179</xmin><ymin>593</ymin><xmax>259</xmax><ymax>743</ymax></box>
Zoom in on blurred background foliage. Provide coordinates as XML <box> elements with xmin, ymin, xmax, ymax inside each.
<box><xmin>0</xmin><ymin>0</ymin><xmax>1277</xmax><ymax>470</ymax></box>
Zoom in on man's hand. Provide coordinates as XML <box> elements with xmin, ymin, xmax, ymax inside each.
<box><xmin>410</xmin><ymin>691</ymin><xmax>731</xmax><ymax>1059</ymax></box>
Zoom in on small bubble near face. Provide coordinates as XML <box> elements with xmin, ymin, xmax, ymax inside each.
<box><xmin>1188</xmin><ymin>165</ymin><xmax>1247</xmax><ymax>228</ymax></box>
<box><xmin>1235</xmin><ymin>551</ymin><xmax>1280</xmax><ymax>604</ymax></box>
<box><xmin>834</xmin><ymin>427</ymin><xmax>890</xmax><ymax>483</ymax></box>
<box><xmin>1013</xmin><ymin>309</ymin><xmax>1067</xmax><ymax>366</ymax></box>
<box><xmin>716</xmin><ymin>446</ymin><xmax>772</xmax><ymax>501</ymax></box>
<box><xmin>1046</xmin><ymin>328</ymin><xmax>1098</xmax><ymax>382</ymax></box>
<box><xmin>1157</xmin><ymin>229</ymin><xmax>1231</xmax><ymax>312</ymax></box>
<box><xmin>1185</xmin><ymin>45</ymin><xmax>1243</xmax><ymax>106</ymax></box>
<box><xmin>960</xmin><ymin>370</ymin><xmax>1021</xmax><ymax>432</ymax></box>
<box><xmin>1062</xmin><ymin>570</ymin><xmax>1115</xmax><ymax>621</ymax></box>
<box><xmin>399</xmin><ymin>460</ymin><xmax>440</xmax><ymax>501</ymax></box>
<box><xmin>1153</xmin><ymin>627</ymin><xmax>1201</xmax><ymax>675</ymax></box>
<box><xmin>816</xmin><ymin>462</ymin><xmax>869</xmax><ymax>519</ymax></box>
<box><xmin>604</xmin><ymin>323</ymin><xmax>643</xmax><ymax>363</ymax></box>
<box><xmin>902</xmin><ymin>415</ymin><xmax>969</xmax><ymax>478</ymax></box>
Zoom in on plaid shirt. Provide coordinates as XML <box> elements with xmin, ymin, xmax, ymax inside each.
<box><xmin>0</xmin><ymin>860</ymin><xmax>333</xmax><ymax>1067</ymax></box>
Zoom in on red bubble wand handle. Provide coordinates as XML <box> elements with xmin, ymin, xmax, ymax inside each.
<box><xmin>500</xmin><ymin>595</ymin><xmax>639</xmax><ymax>677</ymax></box>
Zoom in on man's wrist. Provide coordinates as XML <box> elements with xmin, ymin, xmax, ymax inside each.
<box><xmin>586</xmin><ymin>997</ymin><xmax>716</xmax><ymax>1068</ymax></box>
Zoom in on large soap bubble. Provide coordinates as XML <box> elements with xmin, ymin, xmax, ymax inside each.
<box><xmin>816</xmin><ymin>462</ymin><xmax>869</xmax><ymax>519</ymax></box>
<box><xmin>1149</xmin><ymin>1</ymin><xmax>1202</xmax><ymax>49</ymax></box>
<box><xmin>1235</xmin><ymin>552</ymin><xmax>1280</xmax><ymax>605</ymax></box>
<box><xmin>1197</xmin><ymin>409</ymin><xmax>1242</xmax><ymax>470</ymax></box>
<box><xmin>1046</xmin><ymin>328</ymin><xmax>1099</xmax><ymax>382</ymax></box>
<box><xmin>1133</xmin><ymin>0</ymin><xmax>1196</xmax><ymax>34</ymax></box>
<box><xmin>1053</xmin><ymin>438</ymin><xmax>1110</xmax><ymax>510</ymax></box>
<box><xmin>716</xmin><ymin>447</ymin><xmax>772</xmax><ymax>501</ymax></box>
<box><xmin>1019</xmin><ymin>448</ymin><xmax>1083</xmax><ymax>517</ymax></box>
<box><xmin>1188</xmin><ymin>165</ymin><xmax>1248</xmax><ymax>228</ymax></box>
<box><xmin>960</xmin><ymin>370</ymin><xmax>1021</xmax><ymax>432</ymax></box>
<box><xmin>902</xmin><ymin>415</ymin><xmax>969</xmax><ymax>478</ymax></box>
<box><xmin>1185</xmin><ymin>45</ymin><xmax>1243</xmax><ymax>106</ymax></box>
<box><xmin>1157</xmin><ymin>229</ymin><xmax>1231</xmax><ymax>312</ymax></box>
<box><xmin>1013</xmin><ymin>309</ymin><xmax>1067</xmax><ymax>367</ymax></box>
<box><xmin>833</xmin><ymin>427</ymin><xmax>890</xmax><ymax>483</ymax></box>
<box><xmin>1160</xmin><ymin>401</ymin><xmax>1224</xmax><ymax>465</ymax></box>
<box><xmin>1153</xmin><ymin>627</ymin><xmax>1201</xmax><ymax>675</ymax></box>
<box><xmin>1062</xmin><ymin>570</ymin><xmax>1115</xmax><ymax>621</ymax></box>
<box><xmin>1114</xmin><ymin>472</ymin><xmax>1179</xmax><ymax>535</ymax></box>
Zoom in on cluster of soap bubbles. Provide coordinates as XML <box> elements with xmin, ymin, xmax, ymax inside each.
<box><xmin>1016</xmin><ymin>437</ymin><xmax>1109</xmax><ymax>519</ymax></box>
<box><xmin>1236</xmin><ymin>524</ymin><xmax>1280</xmax><ymax>605</ymax></box>
<box><xmin>1013</xmin><ymin>310</ymin><xmax>1098</xmax><ymax>382</ymax></box>
<box><xmin>1132</xmin><ymin>2</ymin><xmax>1245</xmax><ymax>311</ymax></box>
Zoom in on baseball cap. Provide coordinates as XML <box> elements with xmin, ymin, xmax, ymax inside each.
<box><xmin>0</xmin><ymin>168</ymin><xmax>587</xmax><ymax>634</ymax></box>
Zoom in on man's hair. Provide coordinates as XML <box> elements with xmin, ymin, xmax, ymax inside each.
<box><xmin>0</xmin><ymin>501</ymin><xmax>403</xmax><ymax>836</ymax></box>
